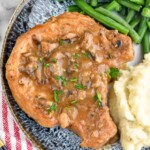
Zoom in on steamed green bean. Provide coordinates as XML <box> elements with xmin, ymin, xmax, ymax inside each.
<box><xmin>74</xmin><ymin>0</ymin><xmax>129</xmax><ymax>34</ymax></box>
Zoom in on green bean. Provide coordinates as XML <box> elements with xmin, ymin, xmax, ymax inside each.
<box><xmin>74</xmin><ymin>0</ymin><xmax>129</xmax><ymax>34</ymax></box>
<box><xmin>90</xmin><ymin>0</ymin><xmax>98</xmax><ymax>7</ymax></box>
<box><xmin>138</xmin><ymin>18</ymin><xmax>148</xmax><ymax>42</ymax></box>
<box><xmin>117</xmin><ymin>0</ymin><xmax>142</xmax><ymax>11</ymax></box>
<box><xmin>146</xmin><ymin>0</ymin><xmax>150</xmax><ymax>6</ymax></box>
<box><xmin>142</xmin><ymin>7</ymin><xmax>150</xmax><ymax>18</ymax></box>
<box><xmin>105</xmin><ymin>1</ymin><xmax>122</xmax><ymax>11</ymax></box>
<box><xmin>126</xmin><ymin>10</ymin><xmax>136</xmax><ymax>23</ymax></box>
<box><xmin>95</xmin><ymin>7</ymin><xmax>141</xmax><ymax>43</ymax></box>
<box><xmin>130</xmin><ymin>0</ymin><xmax>144</xmax><ymax>5</ymax></box>
<box><xmin>96</xmin><ymin>1</ymin><xmax>110</xmax><ymax>7</ymax></box>
<box><xmin>130</xmin><ymin>18</ymin><xmax>140</xmax><ymax>28</ymax></box>
<box><xmin>67</xmin><ymin>5</ymin><xmax>81</xmax><ymax>12</ymax></box>
<box><xmin>147</xmin><ymin>21</ymin><xmax>150</xmax><ymax>28</ymax></box>
<box><xmin>120</xmin><ymin>7</ymin><xmax>128</xmax><ymax>16</ymax></box>
<box><xmin>142</xmin><ymin>30</ymin><xmax>150</xmax><ymax>55</ymax></box>
<box><xmin>97</xmin><ymin>3</ymin><xmax>109</xmax><ymax>8</ymax></box>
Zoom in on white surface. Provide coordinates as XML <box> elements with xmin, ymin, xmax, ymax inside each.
<box><xmin>0</xmin><ymin>0</ymin><xmax>20</xmax><ymax>52</ymax></box>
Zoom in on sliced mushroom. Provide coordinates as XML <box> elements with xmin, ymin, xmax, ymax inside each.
<box><xmin>114</xmin><ymin>40</ymin><xmax>122</xmax><ymax>48</ymax></box>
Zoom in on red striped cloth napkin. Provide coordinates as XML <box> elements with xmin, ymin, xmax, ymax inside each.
<box><xmin>0</xmin><ymin>80</ymin><xmax>37</xmax><ymax>150</ymax></box>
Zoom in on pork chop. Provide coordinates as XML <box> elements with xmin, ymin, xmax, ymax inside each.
<box><xmin>6</xmin><ymin>12</ymin><xmax>134</xmax><ymax>148</ymax></box>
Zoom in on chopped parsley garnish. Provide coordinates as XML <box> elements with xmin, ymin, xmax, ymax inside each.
<box><xmin>73</xmin><ymin>62</ymin><xmax>79</xmax><ymax>68</ymax></box>
<box><xmin>105</xmin><ymin>71</ymin><xmax>111</xmax><ymax>79</ymax></box>
<box><xmin>109</xmin><ymin>68</ymin><xmax>120</xmax><ymax>79</ymax></box>
<box><xmin>51</xmin><ymin>58</ymin><xmax>57</xmax><ymax>63</ymax></box>
<box><xmin>55</xmin><ymin>75</ymin><xmax>61</xmax><ymax>80</ymax></box>
<box><xmin>65</xmin><ymin>106</ymin><xmax>71</xmax><ymax>110</ymax></box>
<box><xmin>58</xmin><ymin>89</ymin><xmax>64</xmax><ymax>95</ymax></box>
<box><xmin>39</xmin><ymin>57</ymin><xmax>44</xmax><ymax>63</ymax></box>
<box><xmin>84</xmin><ymin>51</ymin><xmax>91</xmax><ymax>58</ymax></box>
<box><xmin>48</xmin><ymin>103</ymin><xmax>57</xmax><ymax>113</ymax></box>
<box><xmin>94</xmin><ymin>92</ymin><xmax>102</xmax><ymax>107</ymax></box>
<box><xmin>73</xmin><ymin>53</ymin><xmax>80</xmax><ymax>59</ymax></box>
<box><xmin>53</xmin><ymin>90</ymin><xmax>64</xmax><ymax>104</ymax></box>
<box><xmin>70</xmin><ymin>100</ymin><xmax>77</xmax><ymax>105</ymax></box>
<box><xmin>59</xmin><ymin>39</ymin><xmax>65</xmax><ymax>45</ymax></box>
<box><xmin>84</xmin><ymin>51</ymin><xmax>95</xmax><ymax>60</ymax></box>
<box><xmin>54</xmin><ymin>90</ymin><xmax>60</xmax><ymax>103</ymax></box>
<box><xmin>61</xmin><ymin>76</ymin><xmax>67</xmax><ymax>86</ymax></box>
<box><xmin>74</xmin><ymin>84</ymin><xmax>86</xmax><ymax>90</ymax></box>
<box><xmin>44</xmin><ymin>63</ymin><xmax>50</xmax><ymax>68</ymax></box>
<box><xmin>55</xmin><ymin>75</ymin><xmax>67</xmax><ymax>86</ymax></box>
<box><xmin>70</xmin><ymin>77</ymin><xmax>78</xmax><ymax>82</ymax></box>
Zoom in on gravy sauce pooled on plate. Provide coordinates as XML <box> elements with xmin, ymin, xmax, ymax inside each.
<box><xmin>6</xmin><ymin>12</ymin><xmax>134</xmax><ymax>148</ymax></box>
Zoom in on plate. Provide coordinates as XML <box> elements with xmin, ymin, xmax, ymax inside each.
<box><xmin>0</xmin><ymin>0</ymin><xmax>144</xmax><ymax>150</ymax></box>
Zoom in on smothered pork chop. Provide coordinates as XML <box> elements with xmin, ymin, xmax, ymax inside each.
<box><xmin>6</xmin><ymin>12</ymin><xmax>133</xmax><ymax>148</ymax></box>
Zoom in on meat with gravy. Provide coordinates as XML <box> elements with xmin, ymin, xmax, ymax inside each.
<box><xmin>6</xmin><ymin>12</ymin><xmax>134</xmax><ymax>148</ymax></box>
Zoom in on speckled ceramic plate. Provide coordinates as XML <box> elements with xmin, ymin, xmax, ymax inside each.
<box><xmin>1</xmin><ymin>0</ymin><xmax>147</xmax><ymax>150</ymax></box>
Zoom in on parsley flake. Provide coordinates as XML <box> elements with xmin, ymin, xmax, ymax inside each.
<box><xmin>71</xmin><ymin>100</ymin><xmax>77</xmax><ymax>105</ymax></box>
<box><xmin>61</xmin><ymin>76</ymin><xmax>67</xmax><ymax>86</ymax></box>
<box><xmin>53</xmin><ymin>90</ymin><xmax>64</xmax><ymax>104</ymax></box>
<box><xmin>105</xmin><ymin>71</ymin><xmax>111</xmax><ymax>79</ymax></box>
<box><xmin>44</xmin><ymin>63</ymin><xmax>50</xmax><ymax>68</ymax></box>
<box><xmin>39</xmin><ymin>57</ymin><xmax>44</xmax><ymax>63</ymax></box>
<box><xmin>55</xmin><ymin>75</ymin><xmax>61</xmax><ymax>80</ymax></box>
<box><xmin>51</xmin><ymin>58</ymin><xmax>57</xmax><ymax>63</ymax></box>
<box><xmin>109</xmin><ymin>68</ymin><xmax>120</xmax><ymax>79</ymax></box>
<box><xmin>73</xmin><ymin>53</ymin><xmax>80</xmax><ymax>59</ymax></box>
<box><xmin>55</xmin><ymin>75</ymin><xmax>67</xmax><ymax>86</ymax></box>
<box><xmin>74</xmin><ymin>84</ymin><xmax>86</xmax><ymax>90</ymax></box>
<box><xmin>54</xmin><ymin>90</ymin><xmax>60</xmax><ymax>103</ymax></box>
<box><xmin>48</xmin><ymin>103</ymin><xmax>57</xmax><ymax>113</ymax></box>
<box><xmin>94</xmin><ymin>92</ymin><xmax>102</xmax><ymax>107</ymax></box>
<box><xmin>70</xmin><ymin>77</ymin><xmax>78</xmax><ymax>82</ymax></box>
<box><xmin>65</xmin><ymin>106</ymin><xmax>71</xmax><ymax>110</ymax></box>
<box><xmin>84</xmin><ymin>51</ymin><xmax>95</xmax><ymax>60</ymax></box>
<box><xmin>59</xmin><ymin>39</ymin><xmax>65</xmax><ymax>45</ymax></box>
<box><xmin>84</xmin><ymin>51</ymin><xmax>91</xmax><ymax>58</ymax></box>
<box><xmin>73</xmin><ymin>62</ymin><xmax>79</xmax><ymax>68</ymax></box>
<box><xmin>58</xmin><ymin>89</ymin><xmax>64</xmax><ymax>95</ymax></box>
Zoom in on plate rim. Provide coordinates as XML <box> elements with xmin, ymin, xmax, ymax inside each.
<box><xmin>0</xmin><ymin>0</ymin><xmax>43</xmax><ymax>149</ymax></box>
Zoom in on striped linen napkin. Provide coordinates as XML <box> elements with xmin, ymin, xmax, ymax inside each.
<box><xmin>0</xmin><ymin>79</ymin><xmax>37</xmax><ymax>150</ymax></box>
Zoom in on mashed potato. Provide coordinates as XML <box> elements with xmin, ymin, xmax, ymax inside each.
<box><xmin>109</xmin><ymin>53</ymin><xmax>150</xmax><ymax>150</ymax></box>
